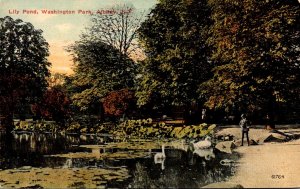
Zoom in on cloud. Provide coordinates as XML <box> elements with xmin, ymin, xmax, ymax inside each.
<box><xmin>33</xmin><ymin>13</ymin><xmax>57</xmax><ymax>23</ymax></box>
<box><xmin>55</xmin><ymin>23</ymin><xmax>73</xmax><ymax>33</ymax></box>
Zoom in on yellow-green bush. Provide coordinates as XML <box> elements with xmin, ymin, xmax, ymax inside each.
<box><xmin>66</xmin><ymin>122</ymin><xmax>81</xmax><ymax>133</ymax></box>
<box><xmin>113</xmin><ymin>119</ymin><xmax>216</xmax><ymax>139</ymax></box>
<box><xmin>14</xmin><ymin>120</ymin><xmax>59</xmax><ymax>132</ymax></box>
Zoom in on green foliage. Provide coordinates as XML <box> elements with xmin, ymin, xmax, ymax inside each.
<box><xmin>136</xmin><ymin>0</ymin><xmax>212</xmax><ymax>108</ymax></box>
<box><xmin>68</xmin><ymin>38</ymin><xmax>137</xmax><ymax>112</ymax></box>
<box><xmin>66</xmin><ymin>122</ymin><xmax>82</xmax><ymax>133</ymax></box>
<box><xmin>66</xmin><ymin>121</ymin><xmax>115</xmax><ymax>134</ymax></box>
<box><xmin>114</xmin><ymin>118</ymin><xmax>216</xmax><ymax>139</ymax></box>
<box><xmin>0</xmin><ymin>16</ymin><xmax>50</xmax><ymax>130</ymax></box>
<box><xmin>201</xmin><ymin>0</ymin><xmax>300</xmax><ymax>115</ymax></box>
<box><xmin>14</xmin><ymin>120</ymin><xmax>58</xmax><ymax>132</ymax></box>
<box><xmin>12</xmin><ymin>117</ymin><xmax>216</xmax><ymax>139</ymax></box>
<box><xmin>169</xmin><ymin>124</ymin><xmax>216</xmax><ymax>139</ymax></box>
<box><xmin>13</xmin><ymin>118</ymin><xmax>116</xmax><ymax>134</ymax></box>
<box><xmin>67</xmin><ymin>6</ymin><xmax>141</xmax><ymax>114</ymax></box>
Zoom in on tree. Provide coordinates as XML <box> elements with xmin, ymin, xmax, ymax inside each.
<box><xmin>136</xmin><ymin>0</ymin><xmax>212</xmax><ymax>112</ymax></box>
<box><xmin>31</xmin><ymin>86</ymin><xmax>71</xmax><ymax>126</ymax></box>
<box><xmin>47</xmin><ymin>73</ymin><xmax>67</xmax><ymax>88</ymax></box>
<box><xmin>102</xmin><ymin>88</ymin><xmax>136</xmax><ymax>118</ymax></box>
<box><xmin>68</xmin><ymin>4</ymin><xmax>142</xmax><ymax>116</ymax></box>
<box><xmin>201</xmin><ymin>0</ymin><xmax>300</xmax><ymax>128</ymax></box>
<box><xmin>68</xmin><ymin>39</ymin><xmax>137</xmax><ymax>113</ymax></box>
<box><xmin>86</xmin><ymin>4</ymin><xmax>145</xmax><ymax>58</ymax></box>
<box><xmin>0</xmin><ymin>16</ymin><xmax>50</xmax><ymax>132</ymax></box>
<box><xmin>67</xmin><ymin>4</ymin><xmax>143</xmax><ymax>115</ymax></box>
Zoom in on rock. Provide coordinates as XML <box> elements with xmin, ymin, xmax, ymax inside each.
<box><xmin>293</xmin><ymin>134</ymin><xmax>300</xmax><ymax>140</ymax></box>
<box><xmin>263</xmin><ymin>134</ymin><xmax>286</xmax><ymax>143</ymax></box>
<box><xmin>269</xmin><ymin>130</ymin><xmax>295</xmax><ymax>141</ymax></box>
<box><xmin>215</xmin><ymin>141</ymin><xmax>236</xmax><ymax>154</ymax></box>
<box><xmin>202</xmin><ymin>182</ymin><xmax>243</xmax><ymax>188</ymax></box>
<box><xmin>220</xmin><ymin>159</ymin><xmax>235</xmax><ymax>165</ymax></box>
<box><xmin>250</xmin><ymin>139</ymin><xmax>258</xmax><ymax>145</ymax></box>
<box><xmin>19</xmin><ymin>166</ymin><xmax>32</xmax><ymax>170</ymax></box>
<box><xmin>283</xmin><ymin>132</ymin><xmax>296</xmax><ymax>139</ymax></box>
<box><xmin>19</xmin><ymin>184</ymin><xmax>44</xmax><ymax>189</ymax></box>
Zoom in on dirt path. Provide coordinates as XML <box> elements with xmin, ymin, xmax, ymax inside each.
<box><xmin>229</xmin><ymin>140</ymin><xmax>300</xmax><ymax>188</ymax></box>
<box><xmin>212</xmin><ymin>127</ymin><xmax>300</xmax><ymax>188</ymax></box>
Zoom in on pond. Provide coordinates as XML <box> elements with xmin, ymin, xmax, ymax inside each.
<box><xmin>0</xmin><ymin>131</ymin><xmax>238</xmax><ymax>188</ymax></box>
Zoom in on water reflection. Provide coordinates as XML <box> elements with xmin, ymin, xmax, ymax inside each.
<box><xmin>154</xmin><ymin>144</ymin><xmax>166</xmax><ymax>170</ymax></box>
<box><xmin>63</xmin><ymin>158</ymin><xmax>73</xmax><ymax>168</ymax></box>
<box><xmin>130</xmin><ymin>151</ymin><xmax>234</xmax><ymax>189</ymax></box>
<box><xmin>193</xmin><ymin>148</ymin><xmax>215</xmax><ymax>160</ymax></box>
<box><xmin>0</xmin><ymin>132</ymin><xmax>238</xmax><ymax>188</ymax></box>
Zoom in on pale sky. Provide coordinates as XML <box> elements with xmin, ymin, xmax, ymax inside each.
<box><xmin>0</xmin><ymin>0</ymin><xmax>157</xmax><ymax>74</ymax></box>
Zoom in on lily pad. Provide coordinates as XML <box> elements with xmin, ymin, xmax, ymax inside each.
<box><xmin>0</xmin><ymin>167</ymin><xmax>130</xmax><ymax>188</ymax></box>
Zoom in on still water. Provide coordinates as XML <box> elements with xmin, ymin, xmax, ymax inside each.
<box><xmin>0</xmin><ymin>132</ymin><xmax>238</xmax><ymax>188</ymax></box>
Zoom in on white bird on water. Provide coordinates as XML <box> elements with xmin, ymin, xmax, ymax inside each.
<box><xmin>193</xmin><ymin>136</ymin><xmax>212</xmax><ymax>150</ymax></box>
<box><xmin>154</xmin><ymin>144</ymin><xmax>166</xmax><ymax>160</ymax></box>
<box><xmin>154</xmin><ymin>145</ymin><xmax>166</xmax><ymax>170</ymax></box>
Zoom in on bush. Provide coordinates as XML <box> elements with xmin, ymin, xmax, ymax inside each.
<box><xmin>14</xmin><ymin>120</ymin><xmax>59</xmax><ymax>132</ymax></box>
<box><xmin>113</xmin><ymin>118</ymin><xmax>216</xmax><ymax>139</ymax></box>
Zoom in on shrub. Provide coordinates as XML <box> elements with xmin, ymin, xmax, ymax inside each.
<box><xmin>113</xmin><ymin>118</ymin><xmax>216</xmax><ymax>139</ymax></box>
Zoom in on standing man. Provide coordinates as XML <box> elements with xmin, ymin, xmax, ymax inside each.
<box><xmin>239</xmin><ymin>114</ymin><xmax>250</xmax><ymax>146</ymax></box>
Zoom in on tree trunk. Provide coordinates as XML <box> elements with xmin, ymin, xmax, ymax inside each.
<box><xmin>265</xmin><ymin>94</ymin><xmax>276</xmax><ymax>130</ymax></box>
<box><xmin>2</xmin><ymin>113</ymin><xmax>14</xmax><ymax>134</ymax></box>
<box><xmin>0</xmin><ymin>130</ymin><xmax>14</xmax><ymax>158</ymax></box>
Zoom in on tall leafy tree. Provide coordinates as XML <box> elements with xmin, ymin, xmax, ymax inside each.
<box><xmin>68</xmin><ymin>5</ymin><xmax>141</xmax><ymax>116</ymax></box>
<box><xmin>68</xmin><ymin>39</ymin><xmax>137</xmax><ymax>112</ymax></box>
<box><xmin>68</xmin><ymin>4</ymin><xmax>143</xmax><ymax>115</ymax></box>
<box><xmin>0</xmin><ymin>16</ymin><xmax>50</xmax><ymax>132</ymax></box>
<box><xmin>201</xmin><ymin>0</ymin><xmax>300</xmax><ymax>127</ymax></box>
<box><xmin>136</xmin><ymin>0</ymin><xmax>212</xmax><ymax>111</ymax></box>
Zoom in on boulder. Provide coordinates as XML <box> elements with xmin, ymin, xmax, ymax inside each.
<box><xmin>215</xmin><ymin>141</ymin><xmax>236</xmax><ymax>154</ymax></box>
<box><xmin>283</xmin><ymin>132</ymin><xmax>297</xmax><ymax>140</ymax></box>
<box><xmin>250</xmin><ymin>139</ymin><xmax>259</xmax><ymax>145</ymax></box>
<box><xmin>263</xmin><ymin>134</ymin><xmax>286</xmax><ymax>143</ymax></box>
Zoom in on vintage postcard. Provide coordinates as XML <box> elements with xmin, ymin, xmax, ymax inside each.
<box><xmin>0</xmin><ymin>0</ymin><xmax>299</xmax><ymax>188</ymax></box>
